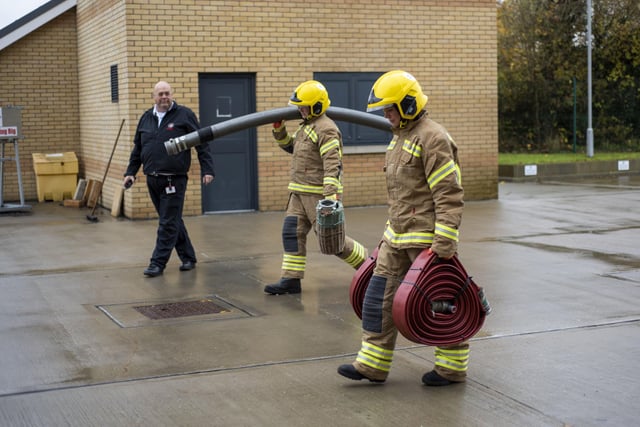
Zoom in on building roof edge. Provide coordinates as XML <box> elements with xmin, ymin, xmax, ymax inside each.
<box><xmin>0</xmin><ymin>0</ymin><xmax>77</xmax><ymax>51</ymax></box>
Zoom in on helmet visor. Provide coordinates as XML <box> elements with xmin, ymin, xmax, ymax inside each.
<box><xmin>367</xmin><ymin>103</ymin><xmax>391</xmax><ymax>113</ymax></box>
<box><xmin>367</xmin><ymin>90</ymin><xmax>392</xmax><ymax>112</ymax></box>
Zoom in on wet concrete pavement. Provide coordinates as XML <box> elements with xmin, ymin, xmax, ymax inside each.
<box><xmin>0</xmin><ymin>177</ymin><xmax>639</xmax><ymax>426</ymax></box>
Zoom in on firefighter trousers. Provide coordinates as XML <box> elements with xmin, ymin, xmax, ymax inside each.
<box><xmin>280</xmin><ymin>193</ymin><xmax>368</xmax><ymax>279</ymax></box>
<box><xmin>353</xmin><ymin>240</ymin><xmax>469</xmax><ymax>382</ymax></box>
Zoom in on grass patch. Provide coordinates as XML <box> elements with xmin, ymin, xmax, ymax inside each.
<box><xmin>498</xmin><ymin>152</ymin><xmax>640</xmax><ymax>165</ymax></box>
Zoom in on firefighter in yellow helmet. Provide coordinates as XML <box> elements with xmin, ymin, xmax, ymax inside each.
<box><xmin>264</xmin><ymin>80</ymin><xmax>369</xmax><ymax>295</ymax></box>
<box><xmin>338</xmin><ymin>71</ymin><xmax>468</xmax><ymax>386</ymax></box>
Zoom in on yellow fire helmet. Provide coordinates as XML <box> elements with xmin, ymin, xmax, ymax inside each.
<box><xmin>289</xmin><ymin>80</ymin><xmax>331</xmax><ymax>119</ymax></box>
<box><xmin>367</xmin><ymin>70</ymin><xmax>428</xmax><ymax>120</ymax></box>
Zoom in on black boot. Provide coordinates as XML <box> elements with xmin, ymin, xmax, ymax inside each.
<box><xmin>143</xmin><ymin>264</ymin><xmax>164</xmax><ymax>277</ymax></box>
<box><xmin>264</xmin><ymin>278</ymin><xmax>301</xmax><ymax>295</ymax></box>
<box><xmin>337</xmin><ymin>364</ymin><xmax>385</xmax><ymax>383</ymax></box>
<box><xmin>422</xmin><ymin>370</ymin><xmax>454</xmax><ymax>386</ymax></box>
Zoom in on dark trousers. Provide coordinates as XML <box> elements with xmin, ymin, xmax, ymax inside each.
<box><xmin>146</xmin><ymin>174</ymin><xmax>196</xmax><ymax>268</ymax></box>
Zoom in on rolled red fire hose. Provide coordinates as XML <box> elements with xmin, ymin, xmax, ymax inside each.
<box><xmin>350</xmin><ymin>248</ymin><xmax>488</xmax><ymax>346</ymax></box>
<box><xmin>349</xmin><ymin>246</ymin><xmax>379</xmax><ymax>319</ymax></box>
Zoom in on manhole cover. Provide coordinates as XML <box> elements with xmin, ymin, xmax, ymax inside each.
<box><xmin>134</xmin><ymin>298</ymin><xmax>230</xmax><ymax>319</ymax></box>
<box><xmin>95</xmin><ymin>295</ymin><xmax>259</xmax><ymax>328</ymax></box>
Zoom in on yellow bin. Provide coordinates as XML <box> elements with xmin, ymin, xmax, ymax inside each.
<box><xmin>32</xmin><ymin>152</ymin><xmax>78</xmax><ymax>202</ymax></box>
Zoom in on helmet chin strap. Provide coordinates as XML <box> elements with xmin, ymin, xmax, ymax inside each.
<box><xmin>399</xmin><ymin>109</ymin><xmax>427</xmax><ymax>128</ymax></box>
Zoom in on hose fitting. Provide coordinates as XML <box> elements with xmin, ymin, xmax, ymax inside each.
<box><xmin>430</xmin><ymin>300</ymin><xmax>457</xmax><ymax>315</ymax></box>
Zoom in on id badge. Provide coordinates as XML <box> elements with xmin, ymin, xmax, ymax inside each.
<box><xmin>165</xmin><ymin>185</ymin><xmax>176</xmax><ymax>194</ymax></box>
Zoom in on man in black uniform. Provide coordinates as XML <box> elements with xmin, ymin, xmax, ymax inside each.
<box><xmin>124</xmin><ymin>81</ymin><xmax>215</xmax><ymax>277</ymax></box>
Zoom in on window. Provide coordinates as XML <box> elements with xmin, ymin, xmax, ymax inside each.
<box><xmin>314</xmin><ymin>72</ymin><xmax>390</xmax><ymax>147</ymax></box>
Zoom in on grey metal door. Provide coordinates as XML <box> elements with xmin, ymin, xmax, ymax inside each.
<box><xmin>315</xmin><ymin>72</ymin><xmax>389</xmax><ymax>146</ymax></box>
<box><xmin>198</xmin><ymin>73</ymin><xmax>257</xmax><ymax>212</ymax></box>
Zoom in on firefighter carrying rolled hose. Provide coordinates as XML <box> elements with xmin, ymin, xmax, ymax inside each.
<box><xmin>264</xmin><ymin>80</ymin><xmax>368</xmax><ymax>295</ymax></box>
<box><xmin>338</xmin><ymin>71</ymin><xmax>470</xmax><ymax>386</ymax></box>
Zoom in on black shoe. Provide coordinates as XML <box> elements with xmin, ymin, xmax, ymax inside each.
<box><xmin>264</xmin><ymin>278</ymin><xmax>301</xmax><ymax>295</ymax></box>
<box><xmin>179</xmin><ymin>261</ymin><xmax>196</xmax><ymax>271</ymax></box>
<box><xmin>422</xmin><ymin>370</ymin><xmax>454</xmax><ymax>386</ymax></box>
<box><xmin>337</xmin><ymin>364</ymin><xmax>385</xmax><ymax>383</ymax></box>
<box><xmin>143</xmin><ymin>264</ymin><xmax>163</xmax><ymax>277</ymax></box>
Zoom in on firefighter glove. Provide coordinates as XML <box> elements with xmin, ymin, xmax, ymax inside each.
<box><xmin>272</xmin><ymin>120</ymin><xmax>287</xmax><ymax>140</ymax></box>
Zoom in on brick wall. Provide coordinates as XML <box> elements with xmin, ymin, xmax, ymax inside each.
<box><xmin>2</xmin><ymin>0</ymin><xmax>497</xmax><ymax>216</ymax></box>
<box><xmin>75</xmin><ymin>0</ymin><xmax>138</xmax><ymax>216</ymax></box>
<box><xmin>0</xmin><ymin>10</ymin><xmax>80</xmax><ymax>203</ymax></box>
<box><xmin>120</xmin><ymin>0</ymin><xmax>496</xmax><ymax>217</ymax></box>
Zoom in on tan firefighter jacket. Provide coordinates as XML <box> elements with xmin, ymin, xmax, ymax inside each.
<box><xmin>382</xmin><ymin>112</ymin><xmax>464</xmax><ymax>258</ymax></box>
<box><xmin>273</xmin><ymin>114</ymin><xmax>343</xmax><ymax>197</ymax></box>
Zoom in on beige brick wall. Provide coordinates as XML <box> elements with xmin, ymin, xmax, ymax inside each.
<box><xmin>2</xmin><ymin>0</ymin><xmax>497</xmax><ymax>216</ymax></box>
<box><xmin>0</xmin><ymin>10</ymin><xmax>80</xmax><ymax>203</ymax></box>
<box><xmin>120</xmin><ymin>0</ymin><xmax>496</xmax><ymax>216</ymax></box>
<box><xmin>75</xmin><ymin>0</ymin><xmax>137</xmax><ymax>216</ymax></box>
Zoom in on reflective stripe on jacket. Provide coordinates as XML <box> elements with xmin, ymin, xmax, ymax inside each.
<box><xmin>274</xmin><ymin>114</ymin><xmax>344</xmax><ymax>197</ymax></box>
<box><xmin>382</xmin><ymin>113</ymin><xmax>463</xmax><ymax>257</ymax></box>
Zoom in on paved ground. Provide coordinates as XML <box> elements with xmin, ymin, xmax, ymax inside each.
<box><xmin>1</xmin><ymin>176</ymin><xmax>639</xmax><ymax>427</ymax></box>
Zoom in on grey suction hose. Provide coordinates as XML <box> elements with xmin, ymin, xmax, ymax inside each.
<box><xmin>164</xmin><ymin>106</ymin><xmax>390</xmax><ymax>155</ymax></box>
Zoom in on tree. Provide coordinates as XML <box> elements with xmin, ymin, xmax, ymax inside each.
<box><xmin>590</xmin><ymin>0</ymin><xmax>640</xmax><ymax>150</ymax></box>
<box><xmin>498</xmin><ymin>0</ymin><xmax>640</xmax><ymax>152</ymax></box>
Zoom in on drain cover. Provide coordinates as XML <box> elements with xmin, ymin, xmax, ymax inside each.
<box><xmin>134</xmin><ymin>298</ymin><xmax>230</xmax><ymax>319</ymax></box>
<box><xmin>96</xmin><ymin>295</ymin><xmax>259</xmax><ymax>328</ymax></box>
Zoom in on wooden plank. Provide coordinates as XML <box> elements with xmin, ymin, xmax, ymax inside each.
<box><xmin>63</xmin><ymin>199</ymin><xmax>85</xmax><ymax>208</ymax></box>
<box><xmin>83</xmin><ymin>180</ymin><xmax>95</xmax><ymax>205</ymax></box>
<box><xmin>111</xmin><ymin>186</ymin><xmax>124</xmax><ymax>217</ymax></box>
<box><xmin>86</xmin><ymin>181</ymin><xmax>102</xmax><ymax>208</ymax></box>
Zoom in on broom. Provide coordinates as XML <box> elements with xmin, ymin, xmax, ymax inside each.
<box><xmin>87</xmin><ymin>119</ymin><xmax>125</xmax><ymax>222</ymax></box>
